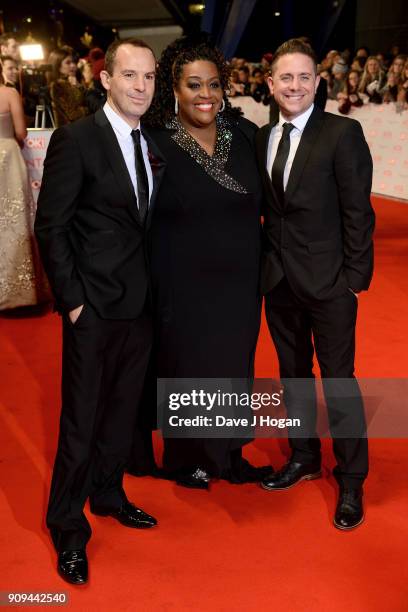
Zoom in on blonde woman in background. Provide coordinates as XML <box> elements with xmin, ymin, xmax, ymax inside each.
<box><xmin>358</xmin><ymin>56</ymin><xmax>386</xmax><ymax>103</ymax></box>
<box><xmin>382</xmin><ymin>54</ymin><xmax>407</xmax><ymax>103</ymax></box>
<box><xmin>0</xmin><ymin>77</ymin><xmax>48</xmax><ymax>309</ymax></box>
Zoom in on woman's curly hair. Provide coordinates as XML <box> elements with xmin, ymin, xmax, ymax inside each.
<box><xmin>144</xmin><ymin>32</ymin><xmax>241</xmax><ymax>127</ymax></box>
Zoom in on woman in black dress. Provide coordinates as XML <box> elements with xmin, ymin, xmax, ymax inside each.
<box><xmin>144</xmin><ymin>36</ymin><xmax>271</xmax><ymax>488</ymax></box>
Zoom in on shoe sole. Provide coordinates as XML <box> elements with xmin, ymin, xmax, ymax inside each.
<box><xmin>261</xmin><ymin>471</ymin><xmax>322</xmax><ymax>491</ymax></box>
<box><xmin>176</xmin><ymin>481</ymin><xmax>209</xmax><ymax>490</ymax></box>
<box><xmin>57</xmin><ymin>570</ymin><xmax>88</xmax><ymax>585</ymax></box>
<box><xmin>117</xmin><ymin>520</ymin><xmax>157</xmax><ymax>528</ymax></box>
<box><xmin>333</xmin><ymin>514</ymin><xmax>365</xmax><ymax>530</ymax></box>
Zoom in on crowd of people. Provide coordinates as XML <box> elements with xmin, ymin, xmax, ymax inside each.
<box><xmin>0</xmin><ymin>32</ymin><xmax>107</xmax><ymax>128</ymax></box>
<box><xmin>320</xmin><ymin>46</ymin><xmax>408</xmax><ymax>113</ymax></box>
<box><xmin>1</xmin><ymin>31</ymin><xmax>407</xmax><ymax>137</ymax></box>
<box><xmin>228</xmin><ymin>44</ymin><xmax>408</xmax><ymax>114</ymax></box>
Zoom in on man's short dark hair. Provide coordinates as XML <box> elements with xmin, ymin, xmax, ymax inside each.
<box><xmin>0</xmin><ymin>54</ymin><xmax>17</xmax><ymax>65</ymax></box>
<box><xmin>271</xmin><ymin>38</ymin><xmax>318</xmax><ymax>74</ymax></box>
<box><xmin>0</xmin><ymin>33</ymin><xmax>16</xmax><ymax>47</ymax></box>
<box><xmin>104</xmin><ymin>38</ymin><xmax>156</xmax><ymax>75</ymax></box>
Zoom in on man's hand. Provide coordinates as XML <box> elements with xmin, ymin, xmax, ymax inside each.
<box><xmin>69</xmin><ymin>304</ymin><xmax>84</xmax><ymax>324</ymax></box>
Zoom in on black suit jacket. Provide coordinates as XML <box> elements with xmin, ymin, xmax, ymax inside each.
<box><xmin>256</xmin><ymin>106</ymin><xmax>375</xmax><ymax>300</ymax></box>
<box><xmin>34</xmin><ymin>109</ymin><xmax>166</xmax><ymax>318</ymax></box>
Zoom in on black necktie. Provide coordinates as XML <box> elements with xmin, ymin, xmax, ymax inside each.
<box><xmin>131</xmin><ymin>129</ymin><xmax>149</xmax><ymax>223</ymax></box>
<box><xmin>271</xmin><ymin>122</ymin><xmax>295</xmax><ymax>204</ymax></box>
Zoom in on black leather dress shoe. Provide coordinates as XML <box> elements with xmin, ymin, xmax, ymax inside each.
<box><xmin>334</xmin><ymin>488</ymin><xmax>364</xmax><ymax>530</ymax></box>
<box><xmin>223</xmin><ymin>459</ymin><xmax>274</xmax><ymax>484</ymax></box>
<box><xmin>57</xmin><ymin>549</ymin><xmax>88</xmax><ymax>585</ymax></box>
<box><xmin>176</xmin><ymin>467</ymin><xmax>211</xmax><ymax>489</ymax></box>
<box><xmin>91</xmin><ymin>501</ymin><xmax>157</xmax><ymax>528</ymax></box>
<box><xmin>261</xmin><ymin>461</ymin><xmax>322</xmax><ymax>491</ymax></box>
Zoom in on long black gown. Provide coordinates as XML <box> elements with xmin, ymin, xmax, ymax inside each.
<box><xmin>149</xmin><ymin>114</ymin><xmax>262</xmax><ymax>478</ymax></box>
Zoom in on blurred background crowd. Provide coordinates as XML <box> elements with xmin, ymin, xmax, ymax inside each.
<box><xmin>1</xmin><ymin>31</ymin><xmax>408</xmax><ymax>130</ymax></box>
<box><xmin>0</xmin><ymin>33</ymin><xmax>106</xmax><ymax>127</ymax></box>
<box><xmin>229</xmin><ymin>44</ymin><xmax>408</xmax><ymax>114</ymax></box>
<box><xmin>1</xmin><ymin>0</ymin><xmax>408</xmax><ymax>132</ymax></box>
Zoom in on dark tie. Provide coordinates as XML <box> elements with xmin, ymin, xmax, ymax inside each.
<box><xmin>131</xmin><ymin>129</ymin><xmax>149</xmax><ymax>223</ymax></box>
<box><xmin>271</xmin><ymin>122</ymin><xmax>295</xmax><ymax>204</ymax></box>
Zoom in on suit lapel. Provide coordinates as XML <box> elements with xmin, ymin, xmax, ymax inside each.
<box><xmin>94</xmin><ymin>109</ymin><xmax>141</xmax><ymax>227</ymax></box>
<box><xmin>257</xmin><ymin>121</ymin><xmax>281</xmax><ymax>208</ymax></box>
<box><xmin>284</xmin><ymin>106</ymin><xmax>325</xmax><ymax>205</ymax></box>
<box><xmin>142</xmin><ymin>126</ymin><xmax>167</xmax><ymax>230</ymax></box>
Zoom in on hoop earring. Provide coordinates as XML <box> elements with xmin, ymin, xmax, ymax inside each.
<box><xmin>219</xmin><ymin>99</ymin><xmax>226</xmax><ymax>113</ymax></box>
<box><xmin>174</xmin><ymin>97</ymin><xmax>179</xmax><ymax>115</ymax></box>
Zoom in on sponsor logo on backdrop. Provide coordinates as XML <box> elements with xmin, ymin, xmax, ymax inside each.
<box><xmin>22</xmin><ymin>129</ymin><xmax>53</xmax><ymax>205</ymax></box>
<box><xmin>25</xmin><ymin>136</ymin><xmax>47</xmax><ymax>149</ymax></box>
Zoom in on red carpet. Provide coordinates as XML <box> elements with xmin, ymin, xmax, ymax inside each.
<box><xmin>0</xmin><ymin>195</ymin><xmax>407</xmax><ymax>611</ymax></box>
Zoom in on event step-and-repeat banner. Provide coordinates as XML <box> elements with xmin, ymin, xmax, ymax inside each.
<box><xmin>23</xmin><ymin>102</ymin><xmax>408</xmax><ymax>202</ymax></box>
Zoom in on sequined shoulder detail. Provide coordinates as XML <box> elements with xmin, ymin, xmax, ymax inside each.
<box><xmin>167</xmin><ymin>115</ymin><xmax>248</xmax><ymax>194</ymax></box>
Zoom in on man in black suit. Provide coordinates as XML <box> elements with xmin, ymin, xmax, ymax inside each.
<box><xmin>256</xmin><ymin>39</ymin><xmax>375</xmax><ymax>529</ymax></box>
<box><xmin>35</xmin><ymin>38</ymin><xmax>165</xmax><ymax>584</ymax></box>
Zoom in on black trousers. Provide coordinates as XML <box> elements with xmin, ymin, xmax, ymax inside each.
<box><xmin>46</xmin><ymin>301</ymin><xmax>152</xmax><ymax>551</ymax></box>
<box><xmin>128</xmin><ymin>353</ymin><xmax>158</xmax><ymax>473</ymax></box>
<box><xmin>265</xmin><ymin>278</ymin><xmax>368</xmax><ymax>489</ymax></box>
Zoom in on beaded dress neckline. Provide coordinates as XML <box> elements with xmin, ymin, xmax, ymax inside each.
<box><xmin>167</xmin><ymin>114</ymin><xmax>248</xmax><ymax>194</ymax></box>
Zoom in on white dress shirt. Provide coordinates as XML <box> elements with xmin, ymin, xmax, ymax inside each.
<box><xmin>103</xmin><ymin>102</ymin><xmax>153</xmax><ymax>206</ymax></box>
<box><xmin>266</xmin><ymin>104</ymin><xmax>314</xmax><ymax>190</ymax></box>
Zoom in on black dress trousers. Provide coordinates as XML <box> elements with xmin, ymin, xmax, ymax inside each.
<box><xmin>265</xmin><ymin>278</ymin><xmax>368</xmax><ymax>488</ymax></box>
<box><xmin>46</xmin><ymin>302</ymin><xmax>152</xmax><ymax>551</ymax></box>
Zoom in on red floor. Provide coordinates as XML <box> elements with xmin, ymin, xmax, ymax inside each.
<box><xmin>0</xmin><ymin>195</ymin><xmax>407</xmax><ymax>610</ymax></box>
